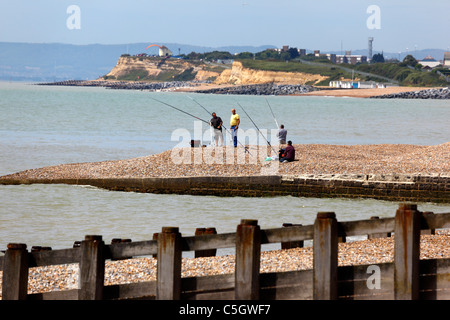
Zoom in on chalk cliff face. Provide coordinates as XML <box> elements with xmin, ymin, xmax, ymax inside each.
<box><xmin>105</xmin><ymin>56</ymin><xmax>222</xmax><ymax>81</ymax></box>
<box><xmin>104</xmin><ymin>57</ymin><xmax>327</xmax><ymax>85</ymax></box>
<box><xmin>214</xmin><ymin>61</ymin><xmax>327</xmax><ymax>85</ymax></box>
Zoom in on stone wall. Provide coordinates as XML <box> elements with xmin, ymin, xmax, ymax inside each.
<box><xmin>3</xmin><ymin>174</ymin><xmax>449</xmax><ymax>203</ymax></box>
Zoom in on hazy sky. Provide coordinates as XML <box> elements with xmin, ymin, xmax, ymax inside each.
<box><xmin>1</xmin><ymin>0</ymin><xmax>449</xmax><ymax>52</ymax></box>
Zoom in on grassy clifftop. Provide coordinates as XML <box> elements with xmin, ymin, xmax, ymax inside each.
<box><xmin>238</xmin><ymin>59</ymin><xmax>448</xmax><ymax>87</ymax></box>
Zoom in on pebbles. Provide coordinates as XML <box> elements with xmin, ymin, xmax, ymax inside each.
<box><xmin>1</xmin><ymin>143</ymin><xmax>448</xmax><ymax>181</ymax></box>
<box><xmin>1</xmin><ymin>231</ymin><xmax>449</xmax><ymax>297</ymax></box>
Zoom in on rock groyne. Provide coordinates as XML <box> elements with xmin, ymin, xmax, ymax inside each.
<box><xmin>194</xmin><ymin>83</ymin><xmax>319</xmax><ymax>95</ymax></box>
<box><xmin>371</xmin><ymin>87</ymin><xmax>449</xmax><ymax>99</ymax></box>
<box><xmin>37</xmin><ymin>80</ymin><xmax>201</xmax><ymax>91</ymax></box>
<box><xmin>36</xmin><ymin>80</ymin><xmax>319</xmax><ymax>95</ymax></box>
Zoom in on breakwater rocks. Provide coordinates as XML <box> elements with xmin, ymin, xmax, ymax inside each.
<box><xmin>37</xmin><ymin>80</ymin><xmax>318</xmax><ymax>96</ymax></box>
<box><xmin>37</xmin><ymin>80</ymin><xmax>200</xmax><ymax>91</ymax></box>
<box><xmin>195</xmin><ymin>83</ymin><xmax>319</xmax><ymax>95</ymax></box>
<box><xmin>371</xmin><ymin>87</ymin><xmax>449</xmax><ymax>99</ymax></box>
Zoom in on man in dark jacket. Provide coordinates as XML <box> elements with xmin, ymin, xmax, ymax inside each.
<box><xmin>210</xmin><ymin>112</ymin><xmax>223</xmax><ymax>146</ymax></box>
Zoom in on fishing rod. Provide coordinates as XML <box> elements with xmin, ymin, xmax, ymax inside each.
<box><xmin>236</xmin><ymin>101</ymin><xmax>277</xmax><ymax>156</ymax></box>
<box><xmin>265</xmin><ymin>98</ymin><xmax>279</xmax><ymax>128</ymax></box>
<box><xmin>151</xmin><ymin>97</ymin><xmax>209</xmax><ymax>125</ymax></box>
<box><xmin>187</xmin><ymin>96</ymin><xmax>211</xmax><ymax>117</ymax></box>
<box><xmin>188</xmin><ymin>96</ymin><xmax>251</xmax><ymax>154</ymax></box>
<box><xmin>186</xmin><ymin>96</ymin><xmax>215</xmax><ymax>147</ymax></box>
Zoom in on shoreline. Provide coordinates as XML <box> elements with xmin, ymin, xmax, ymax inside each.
<box><xmin>35</xmin><ymin>79</ymin><xmax>448</xmax><ymax>98</ymax></box>
<box><xmin>302</xmin><ymin>86</ymin><xmax>441</xmax><ymax>98</ymax></box>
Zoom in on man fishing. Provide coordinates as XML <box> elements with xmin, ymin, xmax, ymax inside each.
<box><xmin>230</xmin><ymin>108</ymin><xmax>240</xmax><ymax>148</ymax></box>
<box><xmin>210</xmin><ymin>112</ymin><xmax>223</xmax><ymax>146</ymax></box>
<box><xmin>277</xmin><ymin>124</ymin><xmax>287</xmax><ymax>145</ymax></box>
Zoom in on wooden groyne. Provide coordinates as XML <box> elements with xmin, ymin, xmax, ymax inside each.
<box><xmin>2</xmin><ymin>174</ymin><xmax>449</xmax><ymax>203</ymax></box>
<box><xmin>1</xmin><ymin>204</ymin><xmax>449</xmax><ymax>300</ymax></box>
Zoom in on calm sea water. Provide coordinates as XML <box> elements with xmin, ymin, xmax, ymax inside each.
<box><xmin>1</xmin><ymin>82</ymin><xmax>449</xmax><ymax>252</ymax></box>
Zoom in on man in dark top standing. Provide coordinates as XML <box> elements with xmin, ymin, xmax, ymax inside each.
<box><xmin>279</xmin><ymin>140</ymin><xmax>295</xmax><ymax>163</ymax></box>
<box><xmin>277</xmin><ymin>124</ymin><xmax>287</xmax><ymax>145</ymax></box>
<box><xmin>210</xmin><ymin>112</ymin><xmax>223</xmax><ymax>146</ymax></box>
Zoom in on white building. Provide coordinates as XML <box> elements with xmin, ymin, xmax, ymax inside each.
<box><xmin>329</xmin><ymin>80</ymin><xmax>392</xmax><ymax>89</ymax></box>
<box><xmin>336</xmin><ymin>51</ymin><xmax>367</xmax><ymax>64</ymax></box>
<box><xmin>419</xmin><ymin>55</ymin><xmax>441</xmax><ymax>69</ymax></box>
<box><xmin>159</xmin><ymin>46</ymin><xmax>172</xmax><ymax>57</ymax></box>
<box><xmin>444</xmin><ymin>52</ymin><xmax>450</xmax><ymax>68</ymax></box>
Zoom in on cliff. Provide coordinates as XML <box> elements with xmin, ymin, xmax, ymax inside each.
<box><xmin>104</xmin><ymin>57</ymin><xmax>328</xmax><ymax>85</ymax></box>
<box><xmin>213</xmin><ymin>61</ymin><xmax>328</xmax><ymax>85</ymax></box>
<box><xmin>104</xmin><ymin>56</ymin><xmax>223</xmax><ymax>82</ymax></box>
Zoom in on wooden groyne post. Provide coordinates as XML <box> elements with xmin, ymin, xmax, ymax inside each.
<box><xmin>79</xmin><ymin>235</ymin><xmax>105</xmax><ymax>300</ymax></box>
<box><xmin>2</xmin><ymin>244</ymin><xmax>29</xmax><ymax>300</ymax></box>
<box><xmin>313</xmin><ymin>212</ymin><xmax>338</xmax><ymax>300</ymax></box>
<box><xmin>235</xmin><ymin>219</ymin><xmax>261</xmax><ymax>300</ymax></box>
<box><xmin>394</xmin><ymin>204</ymin><xmax>421</xmax><ymax>300</ymax></box>
<box><xmin>156</xmin><ymin>227</ymin><xmax>182</xmax><ymax>300</ymax></box>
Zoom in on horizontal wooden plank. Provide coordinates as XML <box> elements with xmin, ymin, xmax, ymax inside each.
<box><xmin>182</xmin><ymin>233</ymin><xmax>236</xmax><ymax>251</ymax></box>
<box><xmin>339</xmin><ymin>218</ymin><xmax>395</xmax><ymax>237</ymax></box>
<box><xmin>106</xmin><ymin>240</ymin><xmax>157</xmax><ymax>259</ymax></box>
<box><xmin>28</xmin><ymin>289</ymin><xmax>79</xmax><ymax>300</ymax></box>
<box><xmin>181</xmin><ymin>274</ymin><xmax>235</xmax><ymax>300</ymax></box>
<box><xmin>182</xmin><ymin>273</ymin><xmax>235</xmax><ymax>293</ymax></box>
<box><xmin>424</xmin><ymin>213</ymin><xmax>450</xmax><ymax>230</ymax></box>
<box><xmin>420</xmin><ymin>288</ymin><xmax>450</xmax><ymax>300</ymax></box>
<box><xmin>261</xmin><ymin>225</ymin><xmax>315</xmax><ymax>244</ymax></box>
<box><xmin>28</xmin><ymin>248</ymin><xmax>80</xmax><ymax>267</ymax></box>
<box><xmin>103</xmin><ymin>281</ymin><xmax>156</xmax><ymax>300</ymax></box>
<box><xmin>420</xmin><ymin>258</ymin><xmax>450</xmax><ymax>275</ymax></box>
<box><xmin>260</xmin><ymin>270</ymin><xmax>313</xmax><ymax>300</ymax></box>
<box><xmin>338</xmin><ymin>262</ymin><xmax>394</xmax><ymax>281</ymax></box>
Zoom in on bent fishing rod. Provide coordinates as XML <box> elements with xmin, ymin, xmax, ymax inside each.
<box><xmin>187</xmin><ymin>96</ymin><xmax>251</xmax><ymax>154</ymax></box>
<box><xmin>265</xmin><ymin>98</ymin><xmax>279</xmax><ymax>128</ymax></box>
<box><xmin>236</xmin><ymin>101</ymin><xmax>277</xmax><ymax>156</ymax></box>
<box><xmin>151</xmin><ymin>97</ymin><xmax>209</xmax><ymax>125</ymax></box>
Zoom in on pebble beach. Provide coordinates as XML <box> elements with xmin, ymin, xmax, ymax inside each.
<box><xmin>0</xmin><ymin>143</ymin><xmax>449</xmax><ymax>298</ymax></box>
<box><xmin>1</xmin><ymin>143</ymin><xmax>449</xmax><ymax>180</ymax></box>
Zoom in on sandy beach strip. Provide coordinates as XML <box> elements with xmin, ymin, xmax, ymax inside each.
<box><xmin>302</xmin><ymin>86</ymin><xmax>437</xmax><ymax>98</ymax></box>
<box><xmin>1</xmin><ymin>143</ymin><xmax>449</xmax><ymax>181</ymax></box>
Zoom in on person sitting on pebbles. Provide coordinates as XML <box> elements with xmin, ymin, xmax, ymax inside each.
<box><xmin>279</xmin><ymin>140</ymin><xmax>295</xmax><ymax>163</ymax></box>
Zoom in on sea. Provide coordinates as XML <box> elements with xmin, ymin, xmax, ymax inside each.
<box><xmin>1</xmin><ymin>81</ymin><xmax>449</xmax><ymax>254</ymax></box>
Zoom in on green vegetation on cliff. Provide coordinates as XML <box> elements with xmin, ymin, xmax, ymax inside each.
<box><xmin>238</xmin><ymin>58</ymin><xmax>448</xmax><ymax>87</ymax></box>
<box><xmin>238</xmin><ymin>59</ymin><xmax>354</xmax><ymax>86</ymax></box>
<box><xmin>354</xmin><ymin>62</ymin><xmax>448</xmax><ymax>87</ymax></box>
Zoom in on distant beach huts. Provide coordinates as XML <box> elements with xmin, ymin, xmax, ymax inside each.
<box><xmin>329</xmin><ymin>80</ymin><xmax>393</xmax><ymax>89</ymax></box>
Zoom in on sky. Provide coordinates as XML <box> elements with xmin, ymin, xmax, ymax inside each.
<box><xmin>0</xmin><ymin>0</ymin><xmax>449</xmax><ymax>53</ymax></box>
